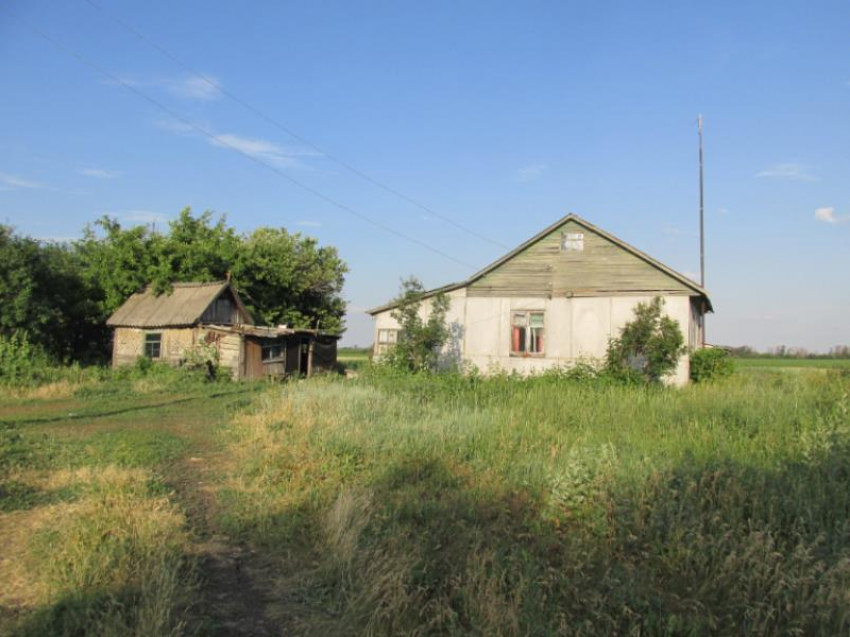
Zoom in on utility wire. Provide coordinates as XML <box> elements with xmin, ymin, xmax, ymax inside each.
<box><xmin>82</xmin><ymin>0</ymin><xmax>511</xmax><ymax>251</ymax></box>
<box><xmin>2</xmin><ymin>5</ymin><xmax>478</xmax><ymax>270</ymax></box>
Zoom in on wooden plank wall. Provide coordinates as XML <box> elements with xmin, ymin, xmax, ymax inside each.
<box><xmin>468</xmin><ymin>220</ymin><xmax>692</xmax><ymax>297</ymax></box>
<box><xmin>201</xmin><ymin>292</ymin><xmax>244</xmax><ymax>324</ymax></box>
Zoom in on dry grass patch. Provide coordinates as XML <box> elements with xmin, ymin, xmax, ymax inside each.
<box><xmin>5</xmin><ymin>380</ymin><xmax>81</xmax><ymax>401</ymax></box>
<box><xmin>0</xmin><ymin>465</ymin><xmax>194</xmax><ymax>637</ymax></box>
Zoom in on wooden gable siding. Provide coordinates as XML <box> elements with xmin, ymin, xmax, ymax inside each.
<box><xmin>200</xmin><ymin>290</ymin><xmax>244</xmax><ymax>324</ymax></box>
<box><xmin>467</xmin><ymin>220</ymin><xmax>693</xmax><ymax>297</ymax></box>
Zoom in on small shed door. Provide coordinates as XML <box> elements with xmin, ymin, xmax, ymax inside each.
<box><xmin>243</xmin><ymin>337</ymin><xmax>263</xmax><ymax>379</ymax></box>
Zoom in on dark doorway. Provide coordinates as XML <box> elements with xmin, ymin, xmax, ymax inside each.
<box><xmin>299</xmin><ymin>339</ymin><xmax>310</xmax><ymax>375</ymax></box>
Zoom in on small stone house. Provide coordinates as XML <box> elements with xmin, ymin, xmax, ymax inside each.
<box><xmin>368</xmin><ymin>214</ymin><xmax>712</xmax><ymax>386</ymax></box>
<box><xmin>107</xmin><ymin>280</ymin><xmax>338</xmax><ymax>379</ymax></box>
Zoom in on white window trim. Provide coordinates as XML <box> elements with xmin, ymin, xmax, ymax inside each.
<box><xmin>510</xmin><ymin>311</ymin><xmax>546</xmax><ymax>357</ymax></box>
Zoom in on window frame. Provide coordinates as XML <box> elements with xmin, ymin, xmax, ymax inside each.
<box><xmin>375</xmin><ymin>328</ymin><xmax>400</xmax><ymax>356</ymax></box>
<box><xmin>509</xmin><ymin>310</ymin><xmax>546</xmax><ymax>357</ymax></box>
<box><xmin>261</xmin><ymin>343</ymin><xmax>286</xmax><ymax>362</ymax></box>
<box><xmin>561</xmin><ymin>232</ymin><xmax>584</xmax><ymax>252</ymax></box>
<box><xmin>143</xmin><ymin>332</ymin><xmax>162</xmax><ymax>359</ymax></box>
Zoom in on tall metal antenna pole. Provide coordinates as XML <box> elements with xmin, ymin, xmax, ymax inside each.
<box><xmin>698</xmin><ymin>114</ymin><xmax>705</xmax><ymax>289</ymax></box>
<box><xmin>698</xmin><ymin>114</ymin><xmax>706</xmax><ymax>347</ymax></box>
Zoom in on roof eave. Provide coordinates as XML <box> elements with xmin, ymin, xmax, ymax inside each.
<box><xmin>366</xmin><ymin>212</ymin><xmax>713</xmax><ymax>315</ymax></box>
<box><xmin>365</xmin><ymin>281</ymin><xmax>466</xmax><ymax>315</ymax></box>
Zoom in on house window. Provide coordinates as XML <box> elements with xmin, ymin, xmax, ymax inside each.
<box><xmin>261</xmin><ymin>343</ymin><xmax>285</xmax><ymax>361</ymax></box>
<box><xmin>375</xmin><ymin>328</ymin><xmax>399</xmax><ymax>356</ymax></box>
<box><xmin>561</xmin><ymin>232</ymin><xmax>584</xmax><ymax>251</ymax></box>
<box><xmin>511</xmin><ymin>311</ymin><xmax>545</xmax><ymax>355</ymax></box>
<box><xmin>144</xmin><ymin>333</ymin><xmax>162</xmax><ymax>359</ymax></box>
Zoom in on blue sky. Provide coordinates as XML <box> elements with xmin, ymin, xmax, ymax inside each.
<box><xmin>1</xmin><ymin>0</ymin><xmax>848</xmax><ymax>350</ymax></box>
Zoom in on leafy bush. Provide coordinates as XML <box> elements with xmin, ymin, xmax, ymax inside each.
<box><xmin>182</xmin><ymin>342</ymin><xmax>221</xmax><ymax>380</ymax></box>
<box><xmin>690</xmin><ymin>347</ymin><xmax>735</xmax><ymax>382</ymax></box>
<box><xmin>0</xmin><ymin>332</ymin><xmax>59</xmax><ymax>386</ymax></box>
<box><xmin>606</xmin><ymin>297</ymin><xmax>686</xmax><ymax>383</ymax></box>
<box><xmin>383</xmin><ymin>277</ymin><xmax>450</xmax><ymax>372</ymax></box>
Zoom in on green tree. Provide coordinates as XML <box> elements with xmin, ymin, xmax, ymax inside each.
<box><xmin>0</xmin><ymin>227</ymin><xmax>102</xmax><ymax>360</ymax></box>
<box><xmin>77</xmin><ymin>208</ymin><xmax>348</xmax><ymax>334</ymax></box>
<box><xmin>385</xmin><ymin>277</ymin><xmax>450</xmax><ymax>372</ymax></box>
<box><xmin>233</xmin><ymin>227</ymin><xmax>347</xmax><ymax>332</ymax></box>
<box><xmin>605</xmin><ymin>297</ymin><xmax>685</xmax><ymax>383</ymax></box>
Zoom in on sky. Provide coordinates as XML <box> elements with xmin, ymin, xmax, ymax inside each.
<box><xmin>1</xmin><ymin>0</ymin><xmax>848</xmax><ymax>351</ymax></box>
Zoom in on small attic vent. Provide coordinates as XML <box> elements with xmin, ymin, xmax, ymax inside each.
<box><xmin>561</xmin><ymin>232</ymin><xmax>584</xmax><ymax>251</ymax></box>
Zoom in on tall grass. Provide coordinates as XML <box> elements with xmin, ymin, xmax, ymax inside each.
<box><xmin>219</xmin><ymin>367</ymin><xmax>850</xmax><ymax>635</ymax></box>
<box><xmin>3</xmin><ymin>467</ymin><xmax>194</xmax><ymax>637</ymax></box>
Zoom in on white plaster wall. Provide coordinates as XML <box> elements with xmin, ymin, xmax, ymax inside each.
<box><xmin>372</xmin><ymin>291</ymin><xmax>694</xmax><ymax>385</ymax></box>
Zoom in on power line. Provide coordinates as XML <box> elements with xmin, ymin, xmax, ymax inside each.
<box><xmin>1</xmin><ymin>5</ymin><xmax>478</xmax><ymax>270</ymax></box>
<box><xmin>82</xmin><ymin>0</ymin><xmax>511</xmax><ymax>251</ymax></box>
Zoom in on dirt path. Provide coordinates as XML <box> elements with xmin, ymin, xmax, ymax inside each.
<box><xmin>160</xmin><ymin>401</ymin><xmax>284</xmax><ymax>637</ymax></box>
<box><xmin>1</xmin><ymin>385</ymin><xmax>288</xmax><ymax>636</ymax></box>
<box><xmin>170</xmin><ymin>452</ymin><xmax>281</xmax><ymax>636</ymax></box>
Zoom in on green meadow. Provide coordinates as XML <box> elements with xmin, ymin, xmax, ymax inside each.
<box><xmin>2</xmin><ymin>363</ymin><xmax>850</xmax><ymax>635</ymax></box>
<box><xmin>732</xmin><ymin>357</ymin><xmax>850</xmax><ymax>370</ymax></box>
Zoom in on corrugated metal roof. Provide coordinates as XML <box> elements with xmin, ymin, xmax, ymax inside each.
<box><xmin>107</xmin><ymin>281</ymin><xmax>233</xmax><ymax>328</ymax></box>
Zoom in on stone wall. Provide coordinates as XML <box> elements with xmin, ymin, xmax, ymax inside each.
<box><xmin>112</xmin><ymin>327</ymin><xmax>196</xmax><ymax>368</ymax></box>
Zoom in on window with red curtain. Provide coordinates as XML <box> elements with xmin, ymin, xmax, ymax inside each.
<box><xmin>511</xmin><ymin>311</ymin><xmax>544</xmax><ymax>355</ymax></box>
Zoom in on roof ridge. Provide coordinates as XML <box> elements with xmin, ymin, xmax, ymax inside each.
<box><xmin>367</xmin><ymin>212</ymin><xmax>712</xmax><ymax>315</ymax></box>
<box><xmin>168</xmin><ymin>280</ymin><xmax>227</xmax><ymax>288</ymax></box>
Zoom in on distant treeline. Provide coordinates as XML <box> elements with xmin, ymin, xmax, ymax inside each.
<box><xmin>724</xmin><ymin>345</ymin><xmax>850</xmax><ymax>359</ymax></box>
<box><xmin>0</xmin><ymin>208</ymin><xmax>347</xmax><ymax>363</ymax></box>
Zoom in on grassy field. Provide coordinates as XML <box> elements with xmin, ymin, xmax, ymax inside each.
<box><xmin>2</xmin><ymin>363</ymin><xmax>850</xmax><ymax>635</ymax></box>
<box><xmin>337</xmin><ymin>347</ymin><xmax>370</xmax><ymax>372</ymax></box>
<box><xmin>733</xmin><ymin>357</ymin><xmax>850</xmax><ymax>370</ymax></box>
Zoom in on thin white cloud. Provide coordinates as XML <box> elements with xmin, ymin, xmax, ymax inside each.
<box><xmin>155</xmin><ymin>118</ymin><xmax>316</xmax><ymax>169</ymax></box>
<box><xmin>716</xmin><ymin>207</ymin><xmax>729</xmax><ymax>216</ymax></box>
<box><xmin>209</xmin><ymin>133</ymin><xmax>304</xmax><ymax>168</ymax></box>
<box><xmin>814</xmin><ymin>206</ymin><xmax>849</xmax><ymax>224</ymax></box>
<box><xmin>171</xmin><ymin>76</ymin><xmax>221</xmax><ymax>100</ymax></box>
<box><xmin>0</xmin><ymin>172</ymin><xmax>44</xmax><ymax>189</ymax></box>
<box><xmin>79</xmin><ymin>168</ymin><xmax>120</xmax><ymax>179</ymax></box>
<box><xmin>117</xmin><ymin>211</ymin><xmax>169</xmax><ymax>224</ymax></box>
<box><xmin>662</xmin><ymin>226</ymin><xmax>683</xmax><ymax>236</ymax></box>
<box><xmin>515</xmin><ymin>163</ymin><xmax>548</xmax><ymax>182</ymax></box>
<box><xmin>756</xmin><ymin>163</ymin><xmax>818</xmax><ymax>182</ymax></box>
<box><xmin>153</xmin><ymin>119</ymin><xmax>198</xmax><ymax>135</ymax></box>
<box><xmin>111</xmin><ymin>74</ymin><xmax>221</xmax><ymax>101</ymax></box>
<box><xmin>296</xmin><ymin>220</ymin><xmax>322</xmax><ymax>227</ymax></box>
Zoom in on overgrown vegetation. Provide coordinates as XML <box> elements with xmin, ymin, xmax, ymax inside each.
<box><xmin>218</xmin><ymin>366</ymin><xmax>850</xmax><ymax>635</ymax></box>
<box><xmin>0</xmin><ymin>370</ymin><xmax>254</xmax><ymax>636</ymax></box>
<box><xmin>0</xmin><ymin>209</ymin><xmax>347</xmax><ymax>363</ymax></box>
<box><xmin>605</xmin><ymin>296</ymin><xmax>686</xmax><ymax>383</ymax></box>
<box><xmin>690</xmin><ymin>347</ymin><xmax>735</xmax><ymax>382</ymax></box>
<box><xmin>3</xmin><ymin>359</ymin><xmax>850</xmax><ymax>634</ymax></box>
<box><xmin>383</xmin><ymin>276</ymin><xmax>451</xmax><ymax>372</ymax></box>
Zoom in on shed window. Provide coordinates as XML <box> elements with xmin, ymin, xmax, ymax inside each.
<box><xmin>262</xmin><ymin>343</ymin><xmax>285</xmax><ymax>361</ymax></box>
<box><xmin>144</xmin><ymin>333</ymin><xmax>162</xmax><ymax>359</ymax></box>
<box><xmin>561</xmin><ymin>232</ymin><xmax>584</xmax><ymax>251</ymax></box>
<box><xmin>375</xmin><ymin>329</ymin><xmax>399</xmax><ymax>356</ymax></box>
<box><xmin>511</xmin><ymin>311</ymin><xmax>545</xmax><ymax>355</ymax></box>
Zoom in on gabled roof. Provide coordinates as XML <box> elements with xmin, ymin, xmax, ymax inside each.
<box><xmin>107</xmin><ymin>281</ymin><xmax>252</xmax><ymax>328</ymax></box>
<box><xmin>367</xmin><ymin>213</ymin><xmax>712</xmax><ymax>314</ymax></box>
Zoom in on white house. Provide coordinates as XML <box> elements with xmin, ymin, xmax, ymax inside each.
<box><xmin>367</xmin><ymin>214</ymin><xmax>712</xmax><ymax>385</ymax></box>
